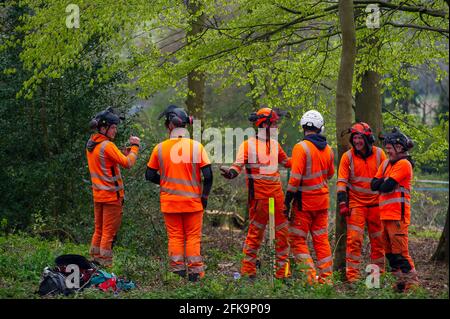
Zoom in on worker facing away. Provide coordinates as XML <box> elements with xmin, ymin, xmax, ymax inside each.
<box><xmin>146</xmin><ymin>105</ymin><xmax>212</xmax><ymax>282</ymax></box>
<box><xmin>220</xmin><ymin>107</ymin><xmax>292</xmax><ymax>279</ymax></box>
<box><xmin>284</xmin><ymin>110</ymin><xmax>335</xmax><ymax>284</ymax></box>
<box><xmin>337</xmin><ymin>122</ymin><xmax>387</xmax><ymax>283</ymax></box>
<box><xmin>371</xmin><ymin>128</ymin><xmax>419</xmax><ymax>292</ymax></box>
<box><xmin>86</xmin><ymin>107</ymin><xmax>140</xmax><ymax>267</ymax></box>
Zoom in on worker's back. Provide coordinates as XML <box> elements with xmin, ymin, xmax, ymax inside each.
<box><xmin>148</xmin><ymin>137</ymin><xmax>210</xmax><ymax>213</ymax></box>
<box><xmin>288</xmin><ymin>138</ymin><xmax>335</xmax><ymax>211</ymax></box>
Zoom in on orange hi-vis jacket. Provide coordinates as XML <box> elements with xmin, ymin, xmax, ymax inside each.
<box><xmin>147</xmin><ymin>137</ymin><xmax>210</xmax><ymax>213</ymax></box>
<box><xmin>337</xmin><ymin>146</ymin><xmax>386</xmax><ymax>208</ymax></box>
<box><xmin>375</xmin><ymin>159</ymin><xmax>413</xmax><ymax>224</ymax></box>
<box><xmin>86</xmin><ymin>134</ymin><xmax>139</xmax><ymax>202</ymax></box>
<box><xmin>287</xmin><ymin>140</ymin><xmax>335</xmax><ymax>210</ymax></box>
<box><xmin>230</xmin><ymin>136</ymin><xmax>291</xmax><ymax>200</ymax></box>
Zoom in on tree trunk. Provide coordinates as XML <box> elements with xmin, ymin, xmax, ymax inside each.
<box><xmin>431</xmin><ymin>207</ymin><xmax>449</xmax><ymax>263</ymax></box>
<box><xmin>334</xmin><ymin>0</ymin><xmax>356</xmax><ymax>272</ymax></box>
<box><xmin>185</xmin><ymin>1</ymin><xmax>205</xmax><ymax>120</ymax></box>
<box><xmin>354</xmin><ymin>6</ymin><xmax>383</xmax><ymax>145</ymax></box>
<box><xmin>355</xmin><ymin>70</ymin><xmax>383</xmax><ymax>144</ymax></box>
<box><xmin>431</xmin><ymin>126</ymin><xmax>449</xmax><ymax>263</ymax></box>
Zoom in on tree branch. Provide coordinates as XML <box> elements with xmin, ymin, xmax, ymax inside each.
<box><xmin>354</xmin><ymin>0</ymin><xmax>448</xmax><ymax>18</ymax></box>
<box><xmin>386</xmin><ymin>21</ymin><xmax>449</xmax><ymax>34</ymax></box>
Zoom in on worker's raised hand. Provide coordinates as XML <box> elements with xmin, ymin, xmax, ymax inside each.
<box><xmin>339</xmin><ymin>202</ymin><xmax>350</xmax><ymax>217</ymax></box>
<box><xmin>129</xmin><ymin>136</ymin><xmax>140</xmax><ymax>146</ymax></box>
<box><xmin>220</xmin><ymin>166</ymin><xmax>233</xmax><ymax>179</ymax></box>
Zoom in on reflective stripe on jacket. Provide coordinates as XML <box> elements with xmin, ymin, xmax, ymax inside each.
<box><xmin>230</xmin><ymin>136</ymin><xmax>291</xmax><ymax>200</ymax></box>
<box><xmin>337</xmin><ymin>146</ymin><xmax>386</xmax><ymax>208</ymax></box>
<box><xmin>375</xmin><ymin>159</ymin><xmax>413</xmax><ymax>224</ymax></box>
<box><xmin>86</xmin><ymin>134</ymin><xmax>139</xmax><ymax>202</ymax></box>
<box><xmin>287</xmin><ymin>140</ymin><xmax>335</xmax><ymax>210</ymax></box>
<box><xmin>147</xmin><ymin>137</ymin><xmax>210</xmax><ymax>213</ymax></box>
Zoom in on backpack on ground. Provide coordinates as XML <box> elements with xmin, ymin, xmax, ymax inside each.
<box><xmin>37</xmin><ymin>267</ymin><xmax>71</xmax><ymax>297</ymax></box>
<box><xmin>37</xmin><ymin>254</ymin><xmax>98</xmax><ymax>297</ymax></box>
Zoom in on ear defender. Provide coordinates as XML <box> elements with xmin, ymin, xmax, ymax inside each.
<box><xmin>248</xmin><ymin>112</ymin><xmax>259</xmax><ymax>122</ymax></box>
<box><xmin>89</xmin><ymin>119</ymin><xmax>98</xmax><ymax>129</ymax></box>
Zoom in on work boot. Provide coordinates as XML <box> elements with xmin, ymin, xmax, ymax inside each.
<box><xmin>395</xmin><ymin>282</ymin><xmax>406</xmax><ymax>293</ymax></box>
<box><xmin>188</xmin><ymin>273</ymin><xmax>200</xmax><ymax>282</ymax></box>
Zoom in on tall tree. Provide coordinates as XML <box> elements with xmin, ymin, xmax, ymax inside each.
<box><xmin>431</xmin><ymin>126</ymin><xmax>449</xmax><ymax>263</ymax></box>
<box><xmin>185</xmin><ymin>0</ymin><xmax>206</xmax><ymax>120</ymax></box>
<box><xmin>431</xmin><ymin>207</ymin><xmax>449</xmax><ymax>263</ymax></box>
<box><xmin>334</xmin><ymin>0</ymin><xmax>357</xmax><ymax>271</ymax></box>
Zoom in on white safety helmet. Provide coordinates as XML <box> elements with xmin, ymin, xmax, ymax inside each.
<box><xmin>300</xmin><ymin>110</ymin><xmax>324</xmax><ymax>133</ymax></box>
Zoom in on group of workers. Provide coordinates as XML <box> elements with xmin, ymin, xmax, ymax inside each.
<box><xmin>85</xmin><ymin>104</ymin><xmax>419</xmax><ymax>292</ymax></box>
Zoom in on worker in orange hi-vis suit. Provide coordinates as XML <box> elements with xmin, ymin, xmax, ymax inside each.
<box><xmin>337</xmin><ymin>122</ymin><xmax>387</xmax><ymax>283</ymax></box>
<box><xmin>86</xmin><ymin>107</ymin><xmax>140</xmax><ymax>267</ymax></box>
<box><xmin>284</xmin><ymin>110</ymin><xmax>335</xmax><ymax>285</ymax></box>
<box><xmin>220</xmin><ymin>107</ymin><xmax>292</xmax><ymax>279</ymax></box>
<box><xmin>371</xmin><ymin>128</ymin><xmax>419</xmax><ymax>293</ymax></box>
<box><xmin>146</xmin><ymin>105</ymin><xmax>212</xmax><ymax>282</ymax></box>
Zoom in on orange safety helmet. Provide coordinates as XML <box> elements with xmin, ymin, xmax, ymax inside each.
<box><xmin>248</xmin><ymin>107</ymin><xmax>280</xmax><ymax>127</ymax></box>
<box><xmin>349</xmin><ymin>122</ymin><xmax>375</xmax><ymax>145</ymax></box>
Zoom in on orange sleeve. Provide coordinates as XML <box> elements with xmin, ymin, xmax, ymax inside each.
<box><xmin>327</xmin><ymin>147</ymin><xmax>335</xmax><ymax>179</ymax></box>
<box><xmin>287</xmin><ymin>144</ymin><xmax>305</xmax><ymax>192</ymax></box>
<box><xmin>147</xmin><ymin>144</ymin><xmax>160</xmax><ymax>170</ymax></box>
<box><xmin>337</xmin><ymin>151</ymin><xmax>350</xmax><ymax>192</ymax></box>
<box><xmin>278</xmin><ymin>144</ymin><xmax>292</xmax><ymax>168</ymax></box>
<box><xmin>199</xmin><ymin>143</ymin><xmax>211</xmax><ymax>168</ymax></box>
<box><xmin>105</xmin><ymin>142</ymin><xmax>139</xmax><ymax>169</ymax></box>
<box><xmin>230</xmin><ymin>141</ymin><xmax>247</xmax><ymax>174</ymax></box>
<box><xmin>388</xmin><ymin>159</ymin><xmax>412</xmax><ymax>184</ymax></box>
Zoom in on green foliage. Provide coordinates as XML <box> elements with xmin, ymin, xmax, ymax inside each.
<box><xmin>0</xmin><ymin>4</ymin><xmax>164</xmax><ymax>251</ymax></box>
<box><xmin>382</xmin><ymin>110</ymin><xmax>448</xmax><ymax>174</ymax></box>
<box><xmin>8</xmin><ymin>1</ymin><xmax>448</xmax><ymax>120</ymax></box>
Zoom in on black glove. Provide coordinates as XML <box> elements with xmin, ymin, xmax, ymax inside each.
<box><xmin>220</xmin><ymin>166</ymin><xmax>238</xmax><ymax>179</ymax></box>
<box><xmin>201</xmin><ymin>196</ymin><xmax>208</xmax><ymax>210</ymax></box>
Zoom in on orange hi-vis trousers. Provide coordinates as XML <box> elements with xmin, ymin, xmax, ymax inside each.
<box><xmin>289</xmin><ymin>208</ymin><xmax>333</xmax><ymax>284</ymax></box>
<box><xmin>346</xmin><ymin>206</ymin><xmax>385</xmax><ymax>282</ymax></box>
<box><xmin>241</xmin><ymin>195</ymin><xmax>290</xmax><ymax>279</ymax></box>
<box><xmin>382</xmin><ymin>220</ymin><xmax>418</xmax><ymax>287</ymax></box>
<box><xmin>163</xmin><ymin>211</ymin><xmax>205</xmax><ymax>277</ymax></box>
<box><xmin>89</xmin><ymin>199</ymin><xmax>123</xmax><ymax>267</ymax></box>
